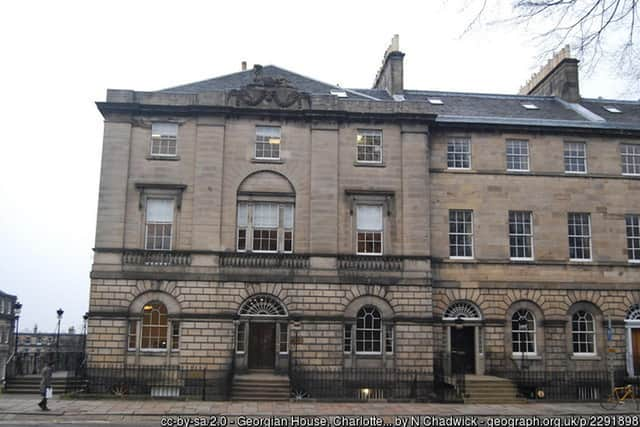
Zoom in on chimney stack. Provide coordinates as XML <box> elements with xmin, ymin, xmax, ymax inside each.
<box><xmin>519</xmin><ymin>46</ymin><xmax>580</xmax><ymax>102</ymax></box>
<box><xmin>241</xmin><ymin>61</ymin><xmax>247</xmax><ymax>71</ymax></box>
<box><xmin>373</xmin><ymin>34</ymin><xmax>405</xmax><ymax>95</ymax></box>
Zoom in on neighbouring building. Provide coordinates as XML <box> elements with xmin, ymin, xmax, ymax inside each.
<box><xmin>0</xmin><ymin>291</ymin><xmax>18</xmax><ymax>380</ymax></box>
<box><xmin>88</xmin><ymin>36</ymin><xmax>640</xmax><ymax>397</ymax></box>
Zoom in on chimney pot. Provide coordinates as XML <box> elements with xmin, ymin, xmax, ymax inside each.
<box><xmin>241</xmin><ymin>61</ymin><xmax>247</xmax><ymax>71</ymax></box>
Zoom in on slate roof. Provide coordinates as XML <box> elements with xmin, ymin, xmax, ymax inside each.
<box><xmin>159</xmin><ymin>65</ymin><xmax>640</xmax><ymax>131</ymax></box>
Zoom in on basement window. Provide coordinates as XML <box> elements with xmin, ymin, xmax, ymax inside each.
<box><xmin>603</xmin><ymin>106</ymin><xmax>622</xmax><ymax>113</ymax></box>
<box><xmin>521</xmin><ymin>103</ymin><xmax>539</xmax><ymax>110</ymax></box>
<box><xmin>330</xmin><ymin>89</ymin><xmax>348</xmax><ymax>98</ymax></box>
<box><xmin>428</xmin><ymin>98</ymin><xmax>443</xmax><ymax>105</ymax></box>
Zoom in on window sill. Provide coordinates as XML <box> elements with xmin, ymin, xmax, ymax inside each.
<box><xmin>569</xmin><ymin>259</ymin><xmax>593</xmax><ymax>263</ymax></box>
<box><xmin>511</xmin><ymin>354</ymin><xmax>542</xmax><ymax>360</ymax></box>
<box><xmin>506</xmin><ymin>169</ymin><xmax>530</xmax><ymax>173</ymax></box>
<box><xmin>251</xmin><ymin>158</ymin><xmax>283</xmax><ymax>164</ymax></box>
<box><xmin>146</xmin><ymin>155</ymin><xmax>180</xmax><ymax>161</ymax></box>
<box><xmin>354</xmin><ymin>162</ymin><xmax>385</xmax><ymax>168</ymax></box>
<box><xmin>446</xmin><ymin>168</ymin><xmax>473</xmax><ymax>172</ymax></box>
<box><xmin>570</xmin><ymin>354</ymin><xmax>601</xmax><ymax>361</ymax></box>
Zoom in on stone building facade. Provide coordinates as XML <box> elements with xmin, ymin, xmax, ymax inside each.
<box><xmin>89</xmin><ymin>37</ymin><xmax>640</xmax><ymax>380</ymax></box>
<box><xmin>0</xmin><ymin>290</ymin><xmax>18</xmax><ymax>381</ymax></box>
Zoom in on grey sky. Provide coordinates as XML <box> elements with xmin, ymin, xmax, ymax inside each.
<box><xmin>0</xmin><ymin>0</ymin><xmax>631</xmax><ymax>334</ymax></box>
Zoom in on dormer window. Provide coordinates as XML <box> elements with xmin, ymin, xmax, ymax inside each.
<box><xmin>521</xmin><ymin>103</ymin><xmax>539</xmax><ymax>110</ymax></box>
<box><xmin>603</xmin><ymin>106</ymin><xmax>622</xmax><ymax>113</ymax></box>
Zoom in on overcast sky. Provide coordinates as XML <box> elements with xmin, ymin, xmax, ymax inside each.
<box><xmin>0</xmin><ymin>0</ymin><xmax>633</xmax><ymax>334</ymax></box>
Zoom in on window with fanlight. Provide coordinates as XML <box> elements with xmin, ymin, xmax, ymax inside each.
<box><xmin>127</xmin><ymin>301</ymin><xmax>180</xmax><ymax>351</ymax></box>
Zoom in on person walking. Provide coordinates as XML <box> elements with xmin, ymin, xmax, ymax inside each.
<box><xmin>38</xmin><ymin>362</ymin><xmax>53</xmax><ymax>411</ymax></box>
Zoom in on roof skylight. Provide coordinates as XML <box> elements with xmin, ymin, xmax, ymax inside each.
<box><xmin>521</xmin><ymin>103</ymin><xmax>539</xmax><ymax>110</ymax></box>
<box><xmin>393</xmin><ymin>94</ymin><xmax>406</xmax><ymax>101</ymax></box>
<box><xmin>603</xmin><ymin>106</ymin><xmax>622</xmax><ymax>113</ymax></box>
<box><xmin>428</xmin><ymin>98</ymin><xmax>443</xmax><ymax>105</ymax></box>
<box><xmin>330</xmin><ymin>89</ymin><xmax>348</xmax><ymax>98</ymax></box>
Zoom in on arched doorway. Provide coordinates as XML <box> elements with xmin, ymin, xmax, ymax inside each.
<box><xmin>236</xmin><ymin>294</ymin><xmax>288</xmax><ymax>371</ymax></box>
<box><xmin>625</xmin><ymin>304</ymin><xmax>640</xmax><ymax>377</ymax></box>
<box><xmin>443</xmin><ymin>301</ymin><xmax>483</xmax><ymax>375</ymax></box>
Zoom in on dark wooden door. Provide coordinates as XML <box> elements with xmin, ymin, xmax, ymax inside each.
<box><xmin>451</xmin><ymin>327</ymin><xmax>475</xmax><ymax>374</ymax></box>
<box><xmin>633</xmin><ymin>329</ymin><xmax>640</xmax><ymax>374</ymax></box>
<box><xmin>248</xmin><ymin>323</ymin><xmax>276</xmax><ymax>369</ymax></box>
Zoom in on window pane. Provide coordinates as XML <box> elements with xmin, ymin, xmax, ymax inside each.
<box><xmin>447</xmin><ymin>138</ymin><xmax>471</xmax><ymax>169</ymax></box>
<box><xmin>449</xmin><ymin>210</ymin><xmax>473</xmax><ymax>257</ymax></box>
<box><xmin>355</xmin><ymin>306</ymin><xmax>382</xmax><ymax>354</ymax></box>
<box><xmin>627</xmin><ymin>215</ymin><xmax>640</xmax><ymax>261</ymax></box>
<box><xmin>141</xmin><ymin>302</ymin><xmax>168</xmax><ymax>350</ymax></box>
<box><xmin>568</xmin><ymin>213</ymin><xmax>591</xmax><ymax>260</ymax></box>
<box><xmin>506</xmin><ymin>140</ymin><xmax>529</xmax><ymax>171</ymax></box>
<box><xmin>253</xmin><ymin>203</ymin><xmax>279</xmax><ymax>228</ymax></box>
<box><xmin>564</xmin><ymin>142</ymin><xmax>587</xmax><ymax>173</ymax></box>
<box><xmin>356</xmin><ymin>130</ymin><xmax>382</xmax><ymax>163</ymax></box>
<box><xmin>256</xmin><ymin>126</ymin><xmax>281</xmax><ymax>159</ymax></box>
<box><xmin>357</xmin><ymin>205</ymin><xmax>383</xmax><ymax>230</ymax></box>
<box><xmin>146</xmin><ymin>199</ymin><xmax>174</xmax><ymax>222</ymax></box>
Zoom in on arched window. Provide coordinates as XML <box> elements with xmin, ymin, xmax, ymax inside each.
<box><xmin>511</xmin><ymin>309</ymin><xmax>536</xmax><ymax>355</ymax></box>
<box><xmin>356</xmin><ymin>306</ymin><xmax>382</xmax><ymax>354</ymax></box>
<box><xmin>142</xmin><ymin>302</ymin><xmax>168</xmax><ymax>349</ymax></box>
<box><xmin>572</xmin><ymin>310</ymin><xmax>596</xmax><ymax>355</ymax></box>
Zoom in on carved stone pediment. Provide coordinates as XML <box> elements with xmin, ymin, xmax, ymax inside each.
<box><xmin>227</xmin><ymin>65</ymin><xmax>311</xmax><ymax>109</ymax></box>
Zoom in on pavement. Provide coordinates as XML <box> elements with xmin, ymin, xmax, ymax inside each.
<box><xmin>0</xmin><ymin>394</ymin><xmax>638</xmax><ymax>426</ymax></box>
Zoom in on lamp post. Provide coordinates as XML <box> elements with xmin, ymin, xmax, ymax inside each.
<box><xmin>82</xmin><ymin>312</ymin><xmax>89</xmax><ymax>351</ymax></box>
<box><xmin>55</xmin><ymin>308</ymin><xmax>63</xmax><ymax>368</ymax></box>
<box><xmin>13</xmin><ymin>302</ymin><xmax>22</xmax><ymax>354</ymax></box>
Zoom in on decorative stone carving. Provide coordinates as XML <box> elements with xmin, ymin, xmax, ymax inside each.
<box><xmin>227</xmin><ymin>65</ymin><xmax>311</xmax><ymax>109</ymax></box>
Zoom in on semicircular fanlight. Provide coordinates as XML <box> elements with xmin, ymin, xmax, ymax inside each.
<box><xmin>239</xmin><ymin>294</ymin><xmax>287</xmax><ymax>316</ymax></box>
<box><xmin>443</xmin><ymin>301</ymin><xmax>482</xmax><ymax>320</ymax></box>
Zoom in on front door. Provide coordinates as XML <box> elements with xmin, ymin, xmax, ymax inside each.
<box><xmin>248</xmin><ymin>323</ymin><xmax>276</xmax><ymax>369</ymax></box>
<box><xmin>451</xmin><ymin>327</ymin><xmax>475</xmax><ymax>374</ymax></box>
<box><xmin>633</xmin><ymin>329</ymin><xmax>640</xmax><ymax>374</ymax></box>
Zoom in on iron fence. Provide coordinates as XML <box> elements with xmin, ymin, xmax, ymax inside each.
<box><xmin>87</xmin><ymin>364</ymin><xmax>232</xmax><ymax>400</ymax></box>
<box><xmin>5</xmin><ymin>351</ymin><xmax>85</xmax><ymax>378</ymax></box>
<box><xmin>487</xmin><ymin>369</ymin><xmax>628</xmax><ymax>401</ymax></box>
<box><xmin>290</xmin><ymin>367</ymin><xmax>439</xmax><ymax>401</ymax></box>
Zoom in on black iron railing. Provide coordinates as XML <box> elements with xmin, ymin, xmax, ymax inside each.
<box><xmin>122</xmin><ymin>250</ymin><xmax>192</xmax><ymax>266</ymax></box>
<box><xmin>87</xmin><ymin>365</ymin><xmax>232</xmax><ymax>400</ymax></box>
<box><xmin>219</xmin><ymin>252</ymin><xmax>309</xmax><ymax>269</ymax></box>
<box><xmin>289</xmin><ymin>367</ymin><xmax>435</xmax><ymax>401</ymax></box>
<box><xmin>337</xmin><ymin>255</ymin><xmax>403</xmax><ymax>271</ymax></box>
<box><xmin>487</xmin><ymin>369</ymin><xmax>627</xmax><ymax>401</ymax></box>
<box><xmin>433</xmin><ymin>351</ymin><xmax>465</xmax><ymax>402</ymax></box>
<box><xmin>5</xmin><ymin>351</ymin><xmax>85</xmax><ymax>379</ymax></box>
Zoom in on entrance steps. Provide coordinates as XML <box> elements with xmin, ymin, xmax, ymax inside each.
<box><xmin>464</xmin><ymin>375</ymin><xmax>525</xmax><ymax>404</ymax></box>
<box><xmin>232</xmin><ymin>370</ymin><xmax>290</xmax><ymax>401</ymax></box>
<box><xmin>4</xmin><ymin>373</ymin><xmax>87</xmax><ymax>394</ymax></box>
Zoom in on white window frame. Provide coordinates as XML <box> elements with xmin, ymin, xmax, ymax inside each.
<box><xmin>449</xmin><ymin>210</ymin><xmax>474</xmax><ymax>259</ymax></box>
<box><xmin>355</xmin><ymin>306</ymin><xmax>383</xmax><ymax>355</ymax></box>
<box><xmin>509</xmin><ymin>211</ymin><xmax>534</xmax><ymax>261</ymax></box>
<box><xmin>564</xmin><ymin>141</ymin><xmax>587</xmax><ymax>174</ymax></box>
<box><xmin>356</xmin><ymin>205</ymin><xmax>384</xmax><ymax>256</ymax></box>
<box><xmin>626</xmin><ymin>215</ymin><xmax>640</xmax><ymax>263</ymax></box>
<box><xmin>279</xmin><ymin>323</ymin><xmax>288</xmax><ymax>355</ymax></box>
<box><xmin>506</xmin><ymin>139</ymin><xmax>530</xmax><ymax>172</ymax></box>
<box><xmin>150</xmin><ymin>123</ymin><xmax>178</xmax><ymax>157</ymax></box>
<box><xmin>343</xmin><ymin>323</ymin><xmax>353</xmax><ymax>354</ymax></box>
<box><xmin>447</xmin><ymin>137</ymin><xmax>471</xmax><ymax>170</ymax></box>
<box><xmin>511</xmin><ymin>309</ymin><xmax>537</xmax><ymax>356</ymax></box>
<box><xmin>621</xmin><ymin>144</ymin><xmax>640</xmax><ymax>176</ymax></box>
<box><xmin>255</xmin><ymin>126</ymin><xmax>281</xmax><ymax>160</ymax></box>
<box><xmin>572</xmin><ymin>311</ymin><xmax>597</xmax><ymax>356</ymax></box>
<box><xmin>568</xmin><ymin>213</ymin><xmax>592</xmax><ymax>262</ymax></box>
<box><xmin>356</xmin><ymin>129</ymin><xmax>383</xmax><ymax>164</ymax></box>
<box><xmin>236</xmin><ymin>202</ymin><xmax>294</xmax><ymax>253</ymax></box>
<box><xmin>144</xmin><ymin>198</ymin><xmax>175</xmax><ymax>251</ymax></box>
<box><xmin>235</xmin><ymin>322</ymin><xmax>246</xmax><ymax>354</ymax></box>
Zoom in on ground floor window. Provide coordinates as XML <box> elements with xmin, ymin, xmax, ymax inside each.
<box><xmin>128</xmin><ymin>301</ymin><xmax>179</xmax><ymax>351</ymax></box>
<box><xmin>511</xmin><ymin>309</ymin><xmax>536</xmax><ymax>355</ymax></box>
<box><xmin>572</xmin><ymin>311</ymin><xmax>596</xmax><ymax>355</ymax></box>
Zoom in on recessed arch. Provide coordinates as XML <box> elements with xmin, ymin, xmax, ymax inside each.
<box><xmin>129</xmin><ymin>291</ymin><xmax>181</xmax><ymax>315</ymax></box>
<box><xmin>238</xmin><ymin>170</ymin><xmax>295</xmax><ymax>195</ymax></box>
<box><xmin>344</xmin><ymin>295</ymin><xmax>394</xmax><ymax>319</ymax></box>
